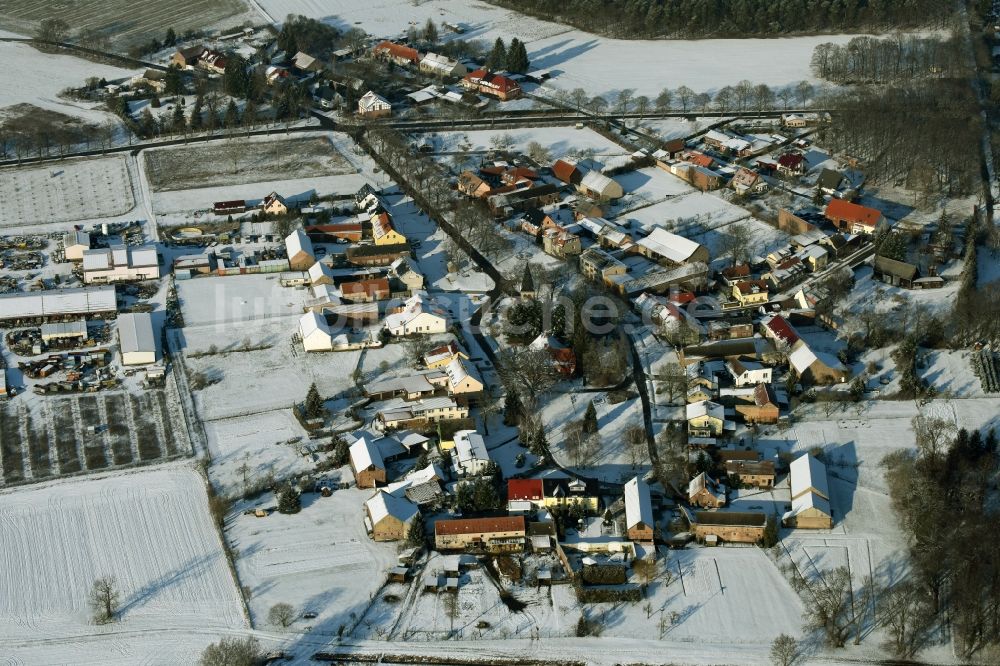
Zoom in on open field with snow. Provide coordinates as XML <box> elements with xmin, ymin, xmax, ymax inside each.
<box><xmin>0</xmin><ymin>385</ymin><xmax>192</xmax><ymax>487</ymax></box>
<box><xmin>0</xmin><ymin>155</ymin><xmax>136</xmax><ymax>228</ymax></box>
<box><xmin>228</xmin><ymin>486</ymin><xmax>398</xmax><ymax>633</ymax></box>
<box><xmin>256</xmin><ymin>0</ymin><xmax>882</xmax><ymax>96</ymax></box>
<box><xmin>0</xmin><ymin>0</ymin><xmax>253</xmax><ymax>48</ymax></box>
<box><xmin>172</xmin><ymin>292</ymin><xmax>361</xmax><ymax>421</ymax></box>
<box><xmin>0</xmin><ymin>467</ymin><xmax>245</xmax><ymax>652</ymax></box>
<box><xmin>426</xmin><ymin>127</ymin><xmax>628</xmax><ymax>160</ymax></box>
<box><xmin>144</xmin><ymin>135</ymin><xmax>355</xmax><ymax>192</ymax></box>
<box><xmin>0</xmin><ymin>41</ymin><xmax>136</xmax><ymax>126</ymax></box>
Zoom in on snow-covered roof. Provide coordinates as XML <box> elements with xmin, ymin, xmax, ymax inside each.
<box><xmin>790</xmin><ymin>453</ymin><xmax>829</xmax><ymax>500</ymax></box>
<box><xmin>299</xmin><ymin>311</ymin><xmax>331</xmax><ymax>339</ymax></box>
<box><xmin>81</xmin><ymin>249</ymin><xmax>111</xmax><ymax>271</ymax></box>
<box><xmin>365</xmin><ymin>490</ymin><xmax>418</xmax><ymax>526</ymax></box>
<box><xmin>308</xmin><ymin>261</ymin><xmax>336</xmax><ymax>284</ymax></box>
<box><xmin>783</xmin><ymin>489</ymin><xmax>831</xmax><ymax>521</ymax></box>
<box><xmin>359</xmin><ymin>90</ymin><xmax>391</xmax><ymax>112</ymax></box>
<box><xmin>580</xmin><ymin>170</ymin><xmax>617</xmax><ymax>194</ymax></box>
<box><xmin>285</xmin><ymin>229</ymin><xmax>314</xmax><ymax>259</ymax></box>
<box><xmin>117</xmin><ymin>312</ymin><xmax>156</xmax><ymax>354</ymax></box>
<box><xmin>131</xmin><ymin>246</ymin><xmax>158</xmax><ymax>267</ymax></box>
<box><xmin>444</xmin><ymin>356</ymin><xmax>481</xmax><ymax>387</ymax></box>
<box><xmin>789</xmin><ymin>344</ymin><xmax>818</xmax><ymax>374</ymax></box>
<box><xmin>624</xmin><ymin>476</ymin><xmax>653</xmax><ymax>530</ymax></box>
<box><xmin>62</xmin><ymin>230</ymin><xmax>90</xmax><ymax>248</ymax></box>
<box><xmin>350</xmin><ymin>434</ymin><xmax>384</xmax><ymax>471</ymax></box>
<box><xmin>454</xmin><ymin>430</ymin><xmax>490</xmax><ymax>465</ymax></box>
<box><xmin>0</xmin><ymin>286</ymin><xmax>116</xmax><ymax>321</ymax></box>
<box><xmin>686</xmin><ymin>400</ymin><xmax>723</xmax><ymax>421</ymax></box>
<box><xmin>636</xmin><ymin>228</ymin><xmax>703</xmax><ymax>264</ymax></box>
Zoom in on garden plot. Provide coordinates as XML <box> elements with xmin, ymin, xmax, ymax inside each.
<box><xmin>176</xmin><ymin>314</ymin><xmax>360</xmax><ymax>421</ymax></box>
<box><xmin>144</xmin><ymin>135</ymin><xmax>355</xmax><ymax>192</ymax></box>
<box><xmin>0</xmin><ymin>155</ymin><xmax>136</xmax><ymax>228</ymax></box>
<box><xmin>618</xmin><ymin>190</ymin><xmax>750</xmax><ymax>235</ymax></box>
<box><xmin>0</xmin><ymin>468</ymin><xmax>246</xmax><ymax>645</ymax></box>
<box><xmin>227</xmin><ymin>487</ymin><xmax>398</xmax><ymax>634</ymax></box>
<box><xmin>204</xmin><ymin>409</ymin><xmax>312</xmax><ymax>497</ymax></box>
<box><xmin>0</xmin><ymin>387</ymin><xmax>191</xmax><ymax>487</ymax></box>
<box><xmin>0</xmin><ymin>0</ymin><xmax>253</xmax><ymax>48</ymax></box>
<box><xmin>542</xmin><ymin>390</ymin><xmax>646</xmax><ymax>484</ymax></box>
<box><xmin>427</xmin><ymin>127</ymin><xmax>627</xmax><ymax>159</ymax></box>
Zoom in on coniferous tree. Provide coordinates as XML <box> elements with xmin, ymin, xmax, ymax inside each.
<box><xmin>583</xmin><ymin>401</ymin><xmax>598</xmax><ymax>434</ymax></box>
<box><xmin>188</xmin><ymin>96</ymin><xmax>203</xmax><ymax>130</ymax></box>
<box><xmin>485</xmin><ymin>37</ymin><xmax>507</xmax><ymax>71</ymax></box>
<box><xmin>164</xmin><ymin>67</ymin><xmax>183</xmax><ymax>95</ymax></box>
<box><xmin>504</xmin><ymin>390</ymin><xmax>523</xmax><ymax>426</ymax></box>
<box><xmin>506</xmin><ymin>38</ymin><xmax>529</xmax><ymax>74</ymax></box>
<box><xmin>276</xmin><ymin>485</ymin><xmax>301</xmax><ymax>514</ymax></box>
<box><xmin>304</xmin><ymin>383</ymin><xmax>324</xmax><ymax>419</ymax></box>
<box><xmin>223</xmin><ymin>54</ymin><xmax>249</xmax><ymax>98</ymax></box>
<box><xmin>224</xmin><ymin>99</ymin><xmax>240</xmax><ymax>128</ymax></box>
<box><xmin>423</xmin><ymin>18</ymin><xmax>438</xmax><ymax>44</ymax></box>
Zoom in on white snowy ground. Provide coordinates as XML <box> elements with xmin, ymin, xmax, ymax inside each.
<box><xmin>639</xmin><ymin>118</ymin><xmax>726</xmax><ymax>141</ymax></box>
<box><xmin>227</xmin><ymin>487</ymin><xmax>398</xmax><ymax>635</ymax></box>
<box><xmin>542</xmin><ymin>387</ymin><xmax>647</xmax><ymax>483</ymax></box>
<box><xmin>252</xmin><ymin>0</ymin><xmax>891</xmax><ymax>96</ymax></box>
<box><xmin>427</xmin><ymin>126</ymin><xmax>628</xmax><ymax>159</ymax></box>
<box><xmin>0</xmin><ymin>466</ymin><xmax>247</xmax><ymax>664</ymax></box>
<box><xmin>0</xmin><ymin>155</ymin><xmax>137</xmax><ymax>228</ymax></box>
<box><xmin>0</xmin><ymin>40</ymin><xmax>137</xmax><ymax>127</ymax></box>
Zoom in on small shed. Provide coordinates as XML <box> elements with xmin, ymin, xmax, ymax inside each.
<box><xmin>387</xmin><ymin>566</ymin><xmax>410</xmax><ymax>583</ymax></box>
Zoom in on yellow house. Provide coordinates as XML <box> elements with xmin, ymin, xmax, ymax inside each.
<box><xmin>423</xmin><ymin>342</ymin><xmax>469</xmax><ymax>370</ymax></box>
<box><xmin>686</xmin><ymin>400</ymin><xmax>725</xmax><ymax>437</ymax></box>
<box><xmin>372</xmin><ymin>212</ymin><xmax>407</xmax><ymax>246</ymax></box>
<box><xmin>506</xmin><ymin>478</ymin><xmax>600</xmax><ymax>513</ymax></box>
<box><xmin>732</xmin><ymin>279</ymin><xmax>770</xmax><ymax>306</ymax></box>
<box><xmin>445</xmin><ymin>357</ymin><xmax>484</xmax><ymax>397</ymax></box>
<box><xmin>687</xmin><ymin>385</ymin><xmax>714</xmax><ymax>403</ymax></box>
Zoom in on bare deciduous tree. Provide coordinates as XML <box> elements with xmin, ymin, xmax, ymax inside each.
<box><xmin>770</xmin><ymin>633</ymin><xmax>798</xmax><ymax>666</ymax></box>
<box><xmin>268</xmin><ymin>602</ymin><xmax>296</xmax><ymax>628</ymax></box>
<box><xmin>199</xmin><ymin>636</ymin><xmax>262</xmax><ymax>666</ymax></box>
<box><xmin>89</xmin><ymin>575</ymin><xmax>120</xmax><ymax>624</ymax></box>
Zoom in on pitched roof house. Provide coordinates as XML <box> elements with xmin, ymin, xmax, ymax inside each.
<box><xmin>688</xmin><ymin>472</ymin><xmax>725</xmax><ymax>508</ymax></box>
<box><xmin>624</xmin><ymin>476</ymin><xmax>655</xmax><ymax>542</ymax></box>
<box><xmin>373</xmin><ymin>41</ymin><xmax>420</xmax><ymax>66</ymax></box>
<box><xmin>358</xmin><ymin>90</ymin><xmax>392</xmax><ymax>117</ymax></box>
<box><xmin>824</xmin><ymin>199</ymin><xmax>885</xmax><ymax>234</ymax></box>
<box><xmin>783</xmin><ymin>453</ymin><xmax>833</xmax><ymax>528</ymax></box>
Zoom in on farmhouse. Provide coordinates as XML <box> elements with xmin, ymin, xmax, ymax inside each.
<box><xmin>731</xmin><ymin>279</ymin><xmax>770</xmax><ymax>306</ymax></box>
<box><xmin>340</xmin><ymin>277</ymin><xmax>390</xmax><ymax>303</ymax></box>
<box><xmin>117</xmin><ymin>312</ymin><xmax>158</xmax><ymax>366</ymax></box>
<box><xmin>452</xmin><ymin>429</ymin><xmax>491</xmax><ymax>476</ymax></box>
<box><xmin>725</xmin><ymin>460</ymin><xmax>776</xmax><ymax>488</ymax></box>
<box><xmin>350</xmin><ymin>435</ymin><xmax>387</xmax><ymax>488</ymax></box>
<box><xmin>789</xmin><ymin>342</ymin><xmax>849</xmax><ymax>385</ymax></box>
<box><xmin>635</xmin><ymin>228</ymin><xmax>709</xmax><ymax>268</ymax></box>
<box><xmin>733</xmin><ymin>383</ymin><xmax>780</xmax><ymax>424</ymax></box>
<box><xmin>358</xmin><ymin>90</ymin><xmax>392</xmax><ymax>118</ymax></box>
<box><xmin>624</xmin><ymin>476</ymin><xmax>655</xmax><ymax>542</ymax></box>
<box><xmin>170</xmin><ymin>44</ymin><xmax>204</xmax><ymax>68</ymax></box>
<box><xmin>373</xmin><ymin>41</ymin><xmax>420</xmax><ymax>66</ymax></box>
<box><xmin>365</xmin><ymin>491</ymin><xmax>419</xmax><ymax>541</ymax></box>
<box><xmin>378</xmin><ymin>397</ymin><xmax>469</xmax><ymax>429</ymax></box>
<box><xmin>284</xmin><ymin>229</ymin><xmax>315</xmax><ymax>270</ymax></box>
<box><xmin>346</xmin><ymin>244</ymin><xmax>411</xmax><ymax>267</ymax></box>
<box><xmin>263</xmin><ymin>191</ymin><xmax>289</xmax><ymax>216</ymax></box>
<box><xmin>420</xmin><ymin>52</ymin><xmax>467</xmax><ymax>77</ymax></box>
<box><xmin>686</xmin><ymin>400</ymin><xmax>725</xmax><ymax>438</ymax></box>
<box><xmin>784</xmin><ymin>453</ymin><xmax>833</xmax><ymax>528</ymax></box>
<box><xmin>461</xmin><ymin>69</ymin><xmax>522</xmax><ymax>100</ymax></box>
<box><xmin>824</xmin><ymin>199</ymin><xmax>885</xmax><ymax>234</ymax></box>
<box><xmin>306</xmin><ymin>222</ymin><xmax>363</xmax><ymax>243</ymax></box>
<box><xmin>688</xmin><ymin>509</ymin><xmax>767</xmax><ymax>544</ymax></box>
<box><xmin>62</xmin><ymin>230</ymin><xmax>91</xmax><ymax>261</ymax></box>
<box><xmin>196</xmin><ymin>49</ymin><xmax>227</xmax><ymax>74</ymax></box>
<box><xmin>298</xmin><ymin>311</ymin><xmax>380</xmax><ymax>352</ymax></box>
<box><xmin>579</xmin><ymin>246</ymin><xmax>627</xmax><ymax>283</ymax></box>
<box><xmin>552</xmin><ymin>159</ymin><xmax>582</xmax><ymax>185</ymax></box>
<box><xmin>873</xmin><ymin>256</ymin><xmax>919</xmax><ymax>288</ymax></box>
<box><xmin>384</xmin><ymin>292</ymin><xmax>449</xmax><ymax>336</ymax></box>
<box><xmin>371</xmin><ymin>212</ymin><xmax>407</xmax><ymax>245</ymax></box>
<box><xmin>435</xmin><ymin>516</ymin><xmax>527</xmax><ymax>553</ymax></box>
<box><xmin>579</xmin><ymin>171</ymin><xmax>624</xmax><ymax>200</ymax></box>
<box><xmin>82</xmin><ymin>245</ymin><xmax>160</xmax><ymax>284</ymax></box>
<box><xmin>688</xmin><ymin>472</ymin><xmax>726</xmax><ymax>508</ymax></box>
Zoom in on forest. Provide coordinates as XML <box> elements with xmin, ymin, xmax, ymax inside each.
<box><xmin>485</xmin><ymin>0</ymin><xmax>952</xmax><ymax>39</ymax></box>
<box><xmin>811</xmin><ymin>35</ymin><xmax>965</xmax><ymax>84</ymax></box>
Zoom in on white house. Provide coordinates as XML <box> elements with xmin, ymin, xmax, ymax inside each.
<box><xmin>452</xmin><ymin>429</ymin><xmax>491</xmax><ymax>477</ymax></box>
<box><xmin>117</xmin><ymin>312</ymin><xmax>158</xmax><ymax>366</ymax></box>
<box><xmin>285</xmin><ymin>229</ymin><xmax>315</xmax><ymax>270</ymax></box>
<box><xmin>726</xmin><ymin>358</ymin><xmax>773</xmax><ymax>387</ymax></box>
<box><xmin>783</xmin><ymin>453</ymin><xmax>833</xmax><ymax>528</ymax></box>
<box><xmin>419</xmin><ymin>52</ymin><xmax>467</xmax><ymax>77</ymax></box>
<box><xmin>82</xmin><ymin>245</ymin><xmax>160</xmax><ymax>284</ymax></box>
<box><xmin>358</xmin><ymin>90</ymin><xmax>392</xmax><ymax>117</ymax></box>
<box><xmin>384</xmin><ymin>291</ymin><xmax>449</xmax><ymax>336</ymax></box>
<box><xmin>624</xmin><ymin>476</ymin><xmax>654</xmax><ymax>541</ymax></box>
<box><xmin>298</xmin><ymin>311</ymin><xmax>379</xmax><ymax>352</ymax></box>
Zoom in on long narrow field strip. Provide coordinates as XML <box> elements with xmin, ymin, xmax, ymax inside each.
<box><xmin>0</xmin><ymin>0</ymin><xmax>252</xmax><ymax>48</ymax></box>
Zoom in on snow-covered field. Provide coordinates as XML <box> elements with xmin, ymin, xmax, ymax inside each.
<box><xmin>254</xmin><ymin>0</ymin><xmax>881</xmax><ymax>96</ymax></box>
<box><xmin>0</xmin><ymin>41</ymin><xmax>136</xmax><ymax>126</ymax></box>
<box><xmin>0</xmin><ymin>155</ymin><xmax>136</xmax><ymax>228</ymax></box>
<box><xmin>427</xmin><ymin>126</ymin><xmax>627</xmax><ymax>159</ymax></box>
<box><xmin>0</xmin><ymin>467</ymin><xmax>246</xmax><ymax>661</ymax></box>
<box><xmin>639</xmin><ymin>118</ymin><xmax>724</xmax><ymax>141</ymax></box>
<box><xmin>228</xmin><ymin>487</ymin><xmax>398</xmax><ymax>634</ymax></box>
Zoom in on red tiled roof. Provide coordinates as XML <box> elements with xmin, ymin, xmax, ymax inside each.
<box><xmin>374</xmin><ymin>41</ymin><xmax>419</xmax><ymax>63</ymax></box>
<box><xmin>341</xmin><ymin>277</ymin><xmax>389</xmax><ymax>297</ymax></box>
<box><xmin>734</xmin><ymin>279</ymin><xmax>769</xmax><ymax>294</ymax></box>
<box><xmin>435</xmin><ymin>515</ymin><xmax>526</xmax><ymax>536</ymax></box>
<box><xmin>507</xmin><ymin>479</ymin><xmax>544</xmax><ymax>501</ymax></box>
<box><xmin>764</xmin><ymin>315</ymin><xmax>800</xmax><ymax>345</ymax></box>
<box><xmin>552</xmin><ymin>159</ymin><xmax>579</xmax><ymax>184</ymax></box>
<box><xmin>824</xmin><ymin>199</ymin><xmax>882</xmax><ymax>228</ymax></box>
<box><xmin>777</xmin><ymin>153</ymin><xmax>804</xmax><ymax>168</ymax></box>
<box><xmin>687</xmin><ymin>153</ymin><xmax>714</xmax><ymax>168</ymax></box>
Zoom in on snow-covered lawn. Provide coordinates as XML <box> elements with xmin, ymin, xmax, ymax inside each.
<box><xmin>0</xmin><ymin>467</ymin><xmax>245</xmax><ymax>656</ymax></box>
<box><xmin>616</xmin><ymin>190</ymin><xmax>750</xmax><ymax>235</ymax></box>
<box><xmin>228</xmin><ymin>487</ymin><xmax>398</xmax><ymax>634</ymax></box>
<box><xmin>0</xmin><ymin>41</ymin><xmax>136</xmax><ymax>126</ymax></box>
<box><xmin>0</xmin><ymin>156</ymin><xmax>136</xmax><ymax>228</ymax></box>
<box><xmin>639</xmin><ymin>118</ymin><xmax>724</xmax><ymax>141</ymax></box>
<box><xmin>175</xmin><ymin>273</ymin><xmax>311</xmax><ymax>328</ymax></box>
<box><xmin>543</xmin><ymin>389</ymin><xmax>647</xmax><ymax>483</ymax></box>
<box><xmin>204</xmin><ymin>409</ymin><xmax>313</xmax><ymax>497</ymax></box>
<box><xmin>426</xmin><ymin>126</ymin><xmax>627</xmax><ymax>159</ymax></box>
<box><xmin>254</xmin><ymin>0</ymin><xmax>884</xmax><ymax>95</ymax></box>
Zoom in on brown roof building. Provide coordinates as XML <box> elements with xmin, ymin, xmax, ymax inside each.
<box><xmin>435</xmin><ymin>515</ymin><xmax>526</xmax><ymax>552</ymax></box>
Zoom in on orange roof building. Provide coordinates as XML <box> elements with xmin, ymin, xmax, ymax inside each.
<box><xmin>824</xmin><ymin>199</ymin><xmax>884</xmax><ymax>234</ymax></box>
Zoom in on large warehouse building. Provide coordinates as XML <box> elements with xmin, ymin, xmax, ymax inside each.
<box><xmin>0</xmin><ymin>286</ymin><xmax>117</xmax><ymax>324</ymax></box>
<box><xmin>117</xmin><ymin>312</ymin><xmax>159</xmax><ymax>366</ymax></box>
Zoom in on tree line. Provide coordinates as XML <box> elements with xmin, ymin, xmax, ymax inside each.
<box><xmin>483</xmin><ymin>0</ymin><xmax>952</xmax><ymax>39</ymax></box>
<box><xmin>811</xmin><ymin>35</ymin><xmax>965</xmax><ymax>84</ymax></box>
<box><xmin>818</xmin><ymin>80</ymin><xmax>981</xmax><ymax>199</ymax></box>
